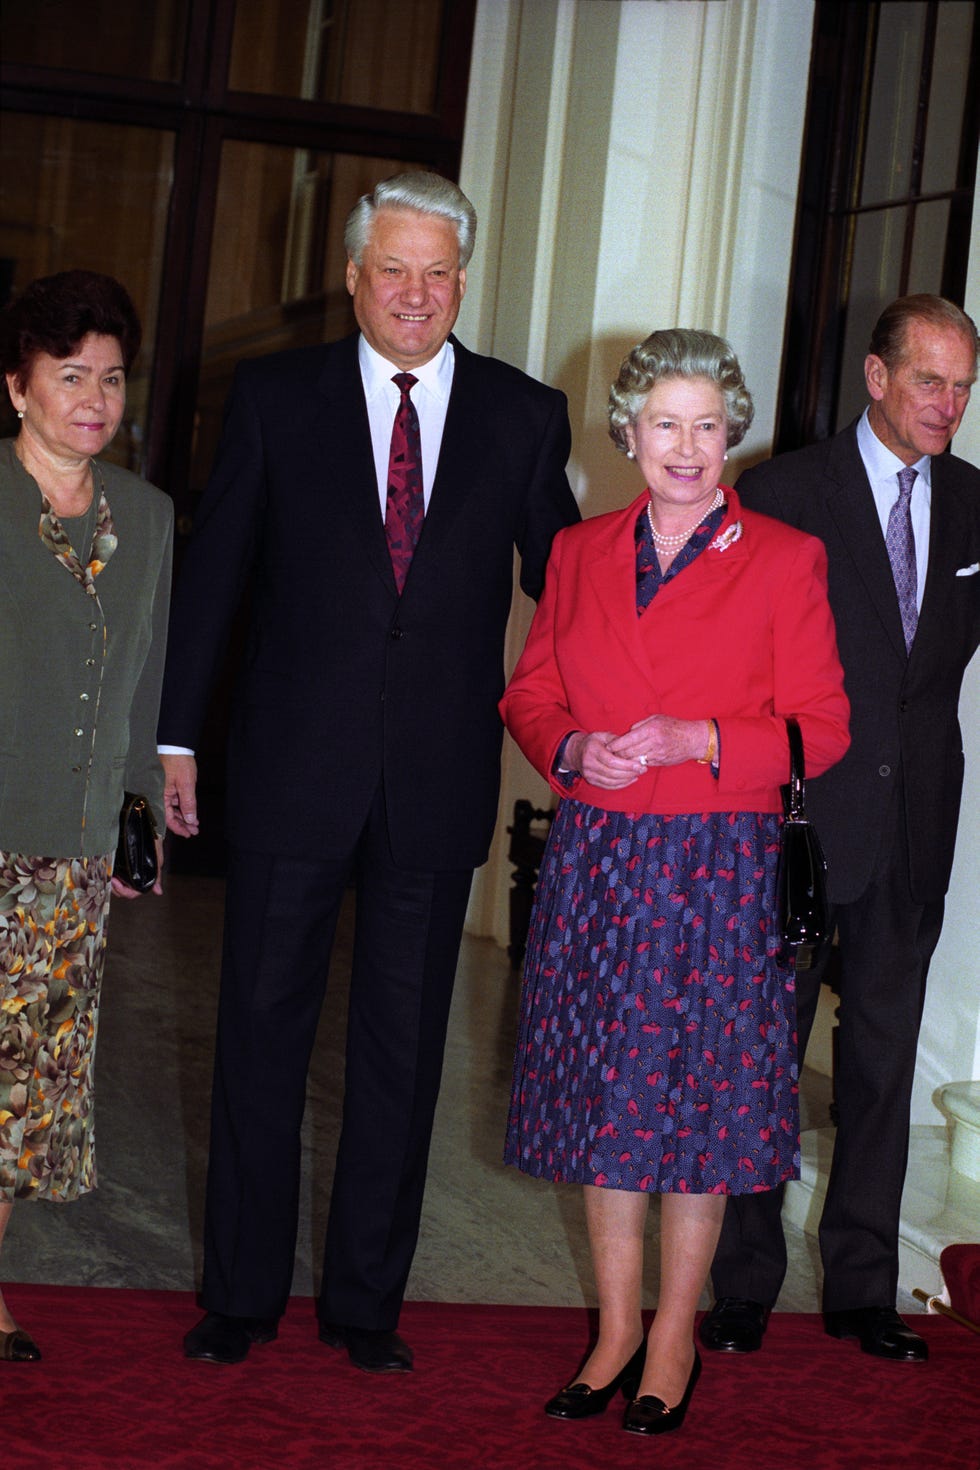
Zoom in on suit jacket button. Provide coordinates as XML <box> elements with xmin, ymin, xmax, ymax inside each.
<box><xmin>390</xmin><ymin>627</ymin><xmax>403</xmax><ymax>640</ymax></box>
<box><xmin>879</xmin><ymin>764</ymin><xmax>891</xmax><ymax>777</ymax></box>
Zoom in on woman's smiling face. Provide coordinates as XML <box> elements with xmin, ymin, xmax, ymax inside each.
<box><xmin>627</xmin><ymin>376</ymin><xmax>728</xmax><ymax>518</ymax></box>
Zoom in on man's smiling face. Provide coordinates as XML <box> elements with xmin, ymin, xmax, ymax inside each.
<box><xmin>346</xmin><ymin>206</ymin><xmax>466</xmax><ymax>371</ymax></box>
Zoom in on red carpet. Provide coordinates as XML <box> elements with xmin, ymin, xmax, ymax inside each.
<box><xmin>4</xmin><ymin>1286</ymin><xmax>978</xmax><ymax>1469</ymax></box>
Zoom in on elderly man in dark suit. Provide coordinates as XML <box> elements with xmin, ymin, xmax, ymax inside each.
<box><xmin>700</xmin><ymin>295</ymin><xmax>979</xmax><ymax>1363</ymax></box>
<box><xmin>158</xmin><ymin>171</ymin><xmax>579</xmax><ymax>1371</ymax></box>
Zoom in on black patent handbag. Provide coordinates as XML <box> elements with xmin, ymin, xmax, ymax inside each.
<box><xmin>115</xmin><ymin>792</ymin><xmax>159</xmax><ymax>892</ymax></box>
<box><xmin>775</xmin><ymin>718</ymin><xmax>830</xmax><ymax>970</ymax></box>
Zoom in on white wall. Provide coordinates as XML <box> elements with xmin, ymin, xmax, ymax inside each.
<box><xmin>910</xmin><ymin>170</ymin><xmax>980</xmax><ymax>1124</ymax></box>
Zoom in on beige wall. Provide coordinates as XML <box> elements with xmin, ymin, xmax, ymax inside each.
<box><xmin>911</xmin><ymin>174</ymin><xmax>980</xmax><ymax>1124</ymax></box>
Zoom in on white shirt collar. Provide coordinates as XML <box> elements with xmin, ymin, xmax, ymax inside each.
<box><xmin>357</xmin><ymin>334</ymin><xmax>454</xmax><ymax>405</ymax></box>
<box><xmin>856</xmin><ymin>407</ymin><xmax>932</xmax><ymax>491</ymax></box>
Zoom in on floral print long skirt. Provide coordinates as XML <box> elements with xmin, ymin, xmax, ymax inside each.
<box><xmin>0</xmin><ymin>851</ymin><xmax>113</xmax><ymax>1202</ymax></box>
<box><xmin>505</xmin><ymin>800</ymin><xmax>799</xmax><ymax>1194</ymax></box>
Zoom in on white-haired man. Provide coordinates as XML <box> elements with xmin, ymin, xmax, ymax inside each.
<box><xmin>160</xmin><ymin>172</ymin><xmax>579</xmax><ymax>1371</ymax></box>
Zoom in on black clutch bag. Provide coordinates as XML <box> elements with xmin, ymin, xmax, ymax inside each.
<box><xmin>115</xmin><ymin>792</ymin><xmax>159</xmax><ymax>892</ymax></box>
<box><xmin>775</xmin><ymin>718</ymin><xmax>830</xmax><ymax>970</ymax></box>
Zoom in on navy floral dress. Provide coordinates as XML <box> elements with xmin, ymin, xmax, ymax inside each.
<box><xmin>504</xmin><ymin>505</ymin><xmax>799</xmax><ymax>1195</ymax></box>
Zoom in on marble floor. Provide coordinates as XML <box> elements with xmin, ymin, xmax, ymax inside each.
<box><xmin>4</xmin><ymin>875</ymin><xmax>917</xmax><ymax>1316</ymax></box>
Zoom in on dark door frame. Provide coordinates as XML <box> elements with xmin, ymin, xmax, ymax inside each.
<box><xmin>775</xmin><ymin>0</ymin><xmax>979</xmax><ymax>452</ymax></box>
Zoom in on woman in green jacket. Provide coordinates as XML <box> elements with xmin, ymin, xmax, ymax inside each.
<box><xmin>0</xmin><ymin>271</ymin><xmax>173</xmax><ymax>1361</ymax></box>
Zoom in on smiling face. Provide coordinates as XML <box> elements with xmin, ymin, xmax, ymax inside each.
<box><xmin>346</xmin><ymin>206</ymin><xmax>466</xmax><ymax>371</ymax></box>
<box><xmin>7</xmin><ymin>332</ymin><xmax>127</xmax><ymax>464</ymax></box>
<box><xmin>626</xmin><ymin>376</ymin><xmax>729</xmax><ymax>522</ymax></box>
<box><xmin>865</xmin><ymin>319</ymin><xmax>975</xmax><ymax>465</ymax></box>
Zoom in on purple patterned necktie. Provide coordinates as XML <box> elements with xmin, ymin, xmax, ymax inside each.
<box><xmin>885</xmin><ymin>465</ymin><xmax>918</xmax><ymax>652</ymax></box>
<box><xmin>385</xmin><ymin>372</ymin><xmax>424</xmax><ymax>593</ymax></box>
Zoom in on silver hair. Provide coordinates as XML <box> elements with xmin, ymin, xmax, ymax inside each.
<box><xmin>608</xmin><ymin>328</ymin><xmax>755</xmax><ymax>453</ymax></box>
<box><xmin>344</xmin><ymin>171</ymin><xmax>477</xmax><ymax>268</ymax></box>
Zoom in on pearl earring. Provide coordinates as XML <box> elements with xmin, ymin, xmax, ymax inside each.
<box><xmin>626</xmin><ymin>449</ymin><xmax>635</xmax><ymax>460</ymax></box>
<box><xmin>723</xmin><ymin>452</ymin><xmax>728</xmax><ymax>461</ymax></box>
<box><xmin>17</xmin><ymin>410</ymin><xmax>24</xmax><ymax>419</ymax></box>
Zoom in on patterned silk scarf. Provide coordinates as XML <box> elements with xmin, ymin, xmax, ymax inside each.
<box><xmin>37</xmin><ymin>464</ymin><xmax>117</xmax><ymax>593</ymax></box>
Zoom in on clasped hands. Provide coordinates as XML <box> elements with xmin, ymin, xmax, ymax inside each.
<box><xmin>564</xmin><ymin>715</ymin><xmax>710</xmax><ymax>790</ymax></box>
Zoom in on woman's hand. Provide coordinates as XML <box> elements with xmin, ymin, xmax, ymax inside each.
<box><xmin>111</xmin><ymin>834</ymin><xmax>165</xmax><ymax>900</ymax></box>
<box><xmin>564</xmin><ymin>730</ymin><xmax>649</xmax><ymax>789</ymax></box>
<box><xmin>609</xmin><ymin>715</ymin><xmax>711</xmax><ymax>768</ymax></box>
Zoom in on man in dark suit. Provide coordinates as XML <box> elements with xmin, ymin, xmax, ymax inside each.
<box><xmin>700</xmin><ymin>295</ymin><xmax>979</xmax><ymax>1362</ymax></box>
<box><xmin>158</xmin><ymin>172</ymin><xmax>579</xmax><ymax>1371</ymax></box>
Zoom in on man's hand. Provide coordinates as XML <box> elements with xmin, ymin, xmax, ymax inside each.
<box><xmin>162</xmin><ymin>753</ymin><xmax>200</xmax><ymax>837</ymax></box>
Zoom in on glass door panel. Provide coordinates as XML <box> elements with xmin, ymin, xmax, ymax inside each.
<box><xmin>229</xmin><ymin>0</ymin><xmax>445</xmax><ymax>111</ymax></box>
<box><xmin>192</xmin><ymin>141</ymin><xmax>404</xmax><ymax>498</ymax></box>
<box><xmin>0</xmin><ymin>112</ymin><xmax>174</xmax><ymax>472</ymax></box>
<box><xmin>0</xmin><ymin>0</ymin><xmax>190</xmax><ymax>83</ymax></box>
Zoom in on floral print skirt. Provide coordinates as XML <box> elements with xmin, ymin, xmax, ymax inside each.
<box><xmin>505</xmin><ymin>800</ymin><xmax>799</xmax><ymax>1195</ymax></box>
<box><xmin>0</xmin><ymin>851</ymin><xmax>113</xmax><ymax>1202</ymax></box>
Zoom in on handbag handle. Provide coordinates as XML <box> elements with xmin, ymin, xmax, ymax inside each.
<box><xmin>784</xmin><ymin>716</ymin><xmax>807</xmax><ymax>821</ymax></box>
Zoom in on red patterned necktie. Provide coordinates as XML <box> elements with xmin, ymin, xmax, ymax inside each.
<box><xmin>385</xmin><ymin>372</ymin><xmax>424</xmax><ymax>593</ymax></box>
<box><xmin>885</xmin><ymin>465</ymin><xmax>918</xmax><ymax>652</ymax></box>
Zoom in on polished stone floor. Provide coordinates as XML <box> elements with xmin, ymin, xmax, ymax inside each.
<box><xmin>4</xmin><ymin>875</ymin><xmax>912</xmax><ymax>1315</ymax></box>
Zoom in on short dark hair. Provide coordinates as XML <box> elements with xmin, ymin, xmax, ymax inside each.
<box><xmin>869</xmin><ymin>294</ymin><xmax>979</xmax><ymax>376</ymax></box>
<box><xmin>1</xmin><ymin>270</ymin><xmax>142</xmax><ymax>393</ymax></box>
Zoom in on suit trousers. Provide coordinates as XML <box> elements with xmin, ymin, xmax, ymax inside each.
<box><xmin>199</xmin><ymin>784</ymin><xmax>473</xmax><ymax>1328</ymax></box>
<box><xmin>710</xmin><ymin>780</ymin><xmax>944</xmax><ymax>1310</ymax></box>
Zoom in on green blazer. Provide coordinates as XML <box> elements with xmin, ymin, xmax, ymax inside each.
<box><xmin>0</xmin><ymin>440</ymin><xmax>173</xmax><ymax>857</ymax></box>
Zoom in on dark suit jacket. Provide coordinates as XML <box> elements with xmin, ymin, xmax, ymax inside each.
<box><xmin>158</xmin><ymin>332</ymin><xmax>579</xmax><ymax>869</ymax></box>
<box><xmin>737</xmin><ymin>420</ymin><xmax>980</xmax><ymax>904</ymax></box>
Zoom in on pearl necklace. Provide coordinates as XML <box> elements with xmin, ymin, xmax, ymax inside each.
<box><xmin>647</xmin><ymin>487</ymin><xmax>724</xmax><ymax>549</ymax></box>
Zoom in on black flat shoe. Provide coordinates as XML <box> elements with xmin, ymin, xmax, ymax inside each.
<box><xmin>544</xmin><ymin>1341</ymin><xmax>646</xmax><ymax>1420</ymax></box>
<box><xmin>183</xmin><ymin>1311</ymin><xmax>279</xmax><ymax>1364</ymax></box>
<box><xmin>319</xmin><ymin>1322</ymin><xmax>414</xmax><ymax>1373</ymax></box>
<box><xmin>698</xmin><ymin>1297</ymin><xmax>770</xmax><ymax>1353</ymax></box>
<box><xmin>0</xmin><ymin>1325</ymin><xmax>42</xmax><ymax>1362</ymax></box>
<box><xmin>824</xmin><ymin>1307</ymin><xmax>928</xmax><ymax>1362</ymax></box>
<box><xmin>623</xmin><ymin>1348</ymin><xmax>701</xmax><ymax>1436</ymax></box>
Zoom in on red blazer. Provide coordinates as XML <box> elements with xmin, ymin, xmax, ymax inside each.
<box><xmin>500</xmin><ymin>487</ymin><xmax>850</xmax><ymax>814</ymax></box>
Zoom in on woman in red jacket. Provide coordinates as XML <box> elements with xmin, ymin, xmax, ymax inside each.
<box><xmin>500</xmin><ymin>328</ymin><xmax>850</xmax><ymax>1437</ymax></box>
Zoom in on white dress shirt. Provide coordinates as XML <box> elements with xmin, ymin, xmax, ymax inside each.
<box><xmin>358</xmin><ymin>334</ymin><xmax>455</xmax><ymax>517</ymax></box>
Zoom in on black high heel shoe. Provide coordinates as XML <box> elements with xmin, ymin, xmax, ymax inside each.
<box><xmin>544</xmin><ymin>1341</ymin><xmax>646</xmax><ymax>1420</ymax></box>
<box><xmin>623</xmin><ymin>1347</ymin><xmax>701</xmax><ymax>1435</ymax></box>
<box><xmin>0</xmin><ymin>1324</ymin><xmax>42</xmax><ymax>1362</ymax></box>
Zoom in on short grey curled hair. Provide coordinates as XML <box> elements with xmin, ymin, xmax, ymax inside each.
<box><xmin>608</xmin><ymin>328</ymin><xmax>754</xmax><ymax>453</ymax></box>
<box><xmin>344</xmin><ymin>171</ymin><xmax>477</xmax><ymax>268</ymax></box>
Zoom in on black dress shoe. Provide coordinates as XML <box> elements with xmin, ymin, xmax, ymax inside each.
<box><xmin>0</xmin><ymin>1326</ymin><xmax>42</xmax><ymax>1362</ymax></box>
<box><xmin>623</xmin><ymin>1348</ymin><xmax>701</xmax><ymax>1436</ymax></box>
<box><xmin>183</xmin><ymin>1311</ymin><xmax>279</xmax><ymax>1364</ymax></box>
<box><xmin>824</xmin><ymin>1307</ymin><xmax>928</xmax><ymax>1362</ymax></box>
<box><xmin>698</xmin><ymin>1297</ymin><xmax>770</xmax><ymax>1353</ymax></box>
<box><xmin>319</xmin><ymin>1323</ymin><xmax>414</xmax><ymax>1373</ymax></box>
<box><xmin>544</xmin><ymin>1342</ymin><xmax>646</xmax><ymax>1420</ymax></box>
